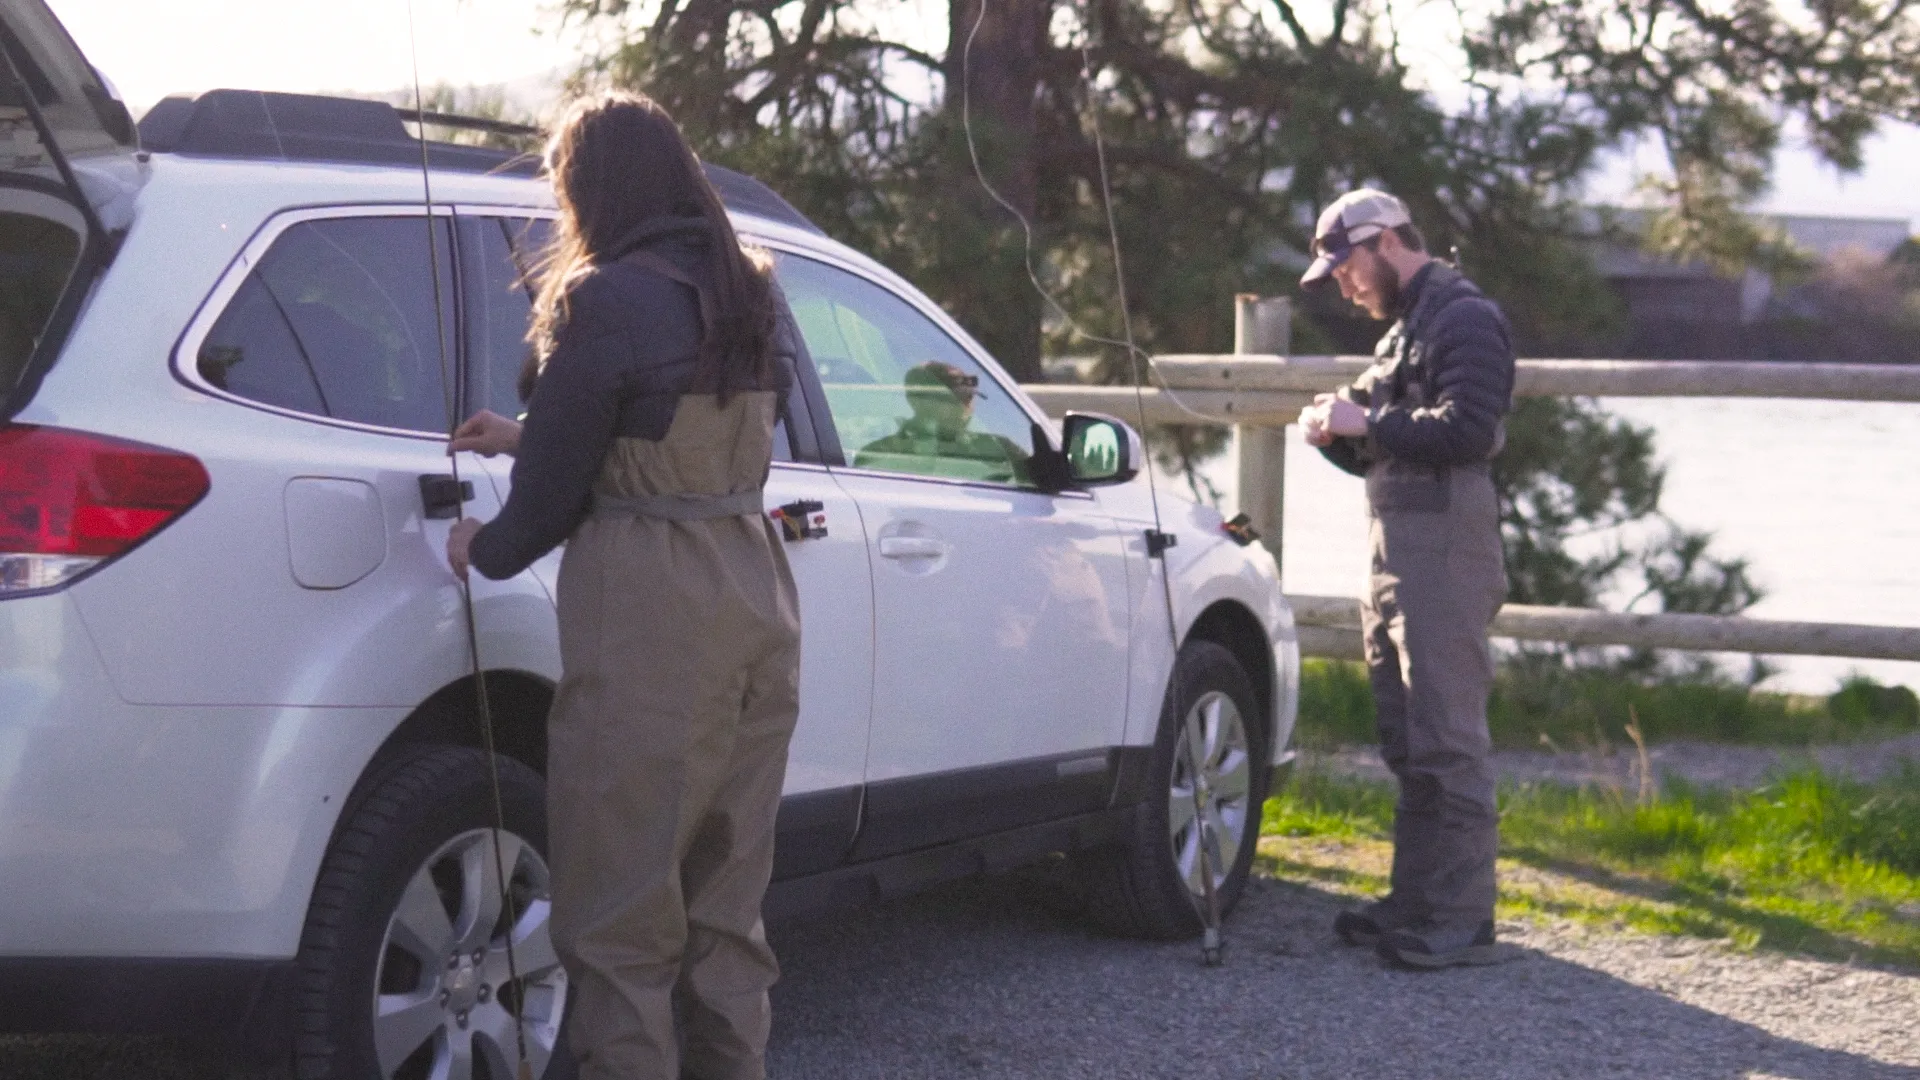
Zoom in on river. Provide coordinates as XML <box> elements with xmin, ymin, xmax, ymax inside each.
<box><xmin>1195</xmin><ymin>398</ymin><xmax>1920</xmax><ymax>695</ymax></box>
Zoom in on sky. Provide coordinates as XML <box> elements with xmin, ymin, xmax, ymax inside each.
<box><xmin>48</xmin><ymin>0</ymin><xmax>578</xmax><ymax>109</ymax></box>
<box><xmin>43</xmin><ymin>0</ymin><xmax>1920</xmax><ymax>231</ymax></box>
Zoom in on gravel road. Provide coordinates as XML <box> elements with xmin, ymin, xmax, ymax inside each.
<box><xmin>764</xmin><ymin>865</ymin><xmax>1919</xmax><ymax>1080</ymax></box>
<box><xmin>6</xmin><ymin>859</ymin><xmax>1916</xmax><ymax>1079</ymax></box>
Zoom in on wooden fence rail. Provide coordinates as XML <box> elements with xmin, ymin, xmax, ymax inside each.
<box><xmin>1018</xmin><ymin>347</ymin><xmax>1920</xmax><ymax>667</ymax></box>
<box><xmin>1154</xmin><ymin>356</ymin><xmax>1920</xmax><ymax>401</ymax></box>
<box><xmin>1286</xmin><ymin>595</ymin><xmax>1920</xmax><ymax>664</ymax></box>
<box><xmin>1022</xmin><ymin>357</ymin><xmax>1920</xmax><ymax>429</ymax></box>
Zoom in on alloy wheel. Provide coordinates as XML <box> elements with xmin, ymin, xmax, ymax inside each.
<box><xmin>372</xmin><ymin>827</ymin><xmax>567</xmax><ymax>1080</ymax></box>
<box><xmin>1167</xmin><ymin>690</ymin><xmax>1254</xmax><ymax>898</ymax></box>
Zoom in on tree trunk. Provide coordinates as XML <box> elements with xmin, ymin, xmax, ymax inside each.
<box><xmin>944</xmin><ymin>0</ymin><xmax>1051</xmax><ymax>384</ymax></box>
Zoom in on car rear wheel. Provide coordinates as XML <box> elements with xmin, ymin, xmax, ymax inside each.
<box><xmin>1077</xmin><ymin>641</ymin><xmax>1270</xmax><ymax>939</ymax></box>
<box><xmin>294</xmin><ymin>746</ymin><xmax>573</xmax><ymax>1080</ymax></box>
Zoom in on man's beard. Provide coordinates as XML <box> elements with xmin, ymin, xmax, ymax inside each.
<box><xmin>1364</xmin><ymin>256</ymin><xmax>1401</xmax><ymax>319</ymax></box>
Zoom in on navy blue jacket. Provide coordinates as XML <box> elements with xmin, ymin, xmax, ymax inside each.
<box><xmin>1319</xmin><ymin>262</ymin><xmax>1515</xmax><ymax>477</ymax></box>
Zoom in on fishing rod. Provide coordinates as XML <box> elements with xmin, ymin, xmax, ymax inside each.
<box><xmin>960</xmin><ymin>0</ymin><xmax>1227</xmax><ymax>967</ymax></box>
<box><xmin>405</xmin><ymin>4</ymin><xmax>536</xmax><ymax>1077</ymax></box>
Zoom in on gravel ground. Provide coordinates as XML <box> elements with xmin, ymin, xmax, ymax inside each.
<box><xmin>4</xmin><ymin>863</ymin><xmax>1916</xmax><ymax>1079</ymax></box>
<box><xmin>763</xmin><ymin>866</ymin><xmax>1920</xmax><ymax>1080</ymax></box>
<box><xmin>1311</xmin><ymin>731</ymin><xmax>1920</xmax><ymax>791</ymax></box>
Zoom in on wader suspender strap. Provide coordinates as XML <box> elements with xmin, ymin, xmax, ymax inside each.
<box><xmin>1389</xmin><ymin>269</ymin><xmax>1451</xmax><ymax>403</ymax></box>
<box><xmin>619</xmin><ymin>249</ymin><xmax>724</xmax><ymax>390</ymax></box>
<box><xmin>608</xmin><ymin>249</ymin><xmax>770</xmax><ymax>514</ymax></box>
<box><xmin>617</xmin><ymin>247</ymin><xmax>793</xmax><ymax>425</ymax></box>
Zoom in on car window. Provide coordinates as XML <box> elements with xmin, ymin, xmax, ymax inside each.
<box><xmin>0</xmin><ymin>206</ymin><xmax>81</xmax><ymax>398</ymax></box>
<box><xmin>195</xmin><ymin>275</ymin><xmax>327</xmax><ymax>414</ymax></box>
<box><xmin>776</xmin><ymin>253</ymin><xmax>1032</xmax><ymax>485</ymax></box>
<box><xmin>463</xmin><ymin>217</ymin><xmax>535</xmax><ymax>421</ymax></box>
<box><xmin>504</xmin><ymin>216</ymin><xmax>553</xmax><ymax>269</ymax></box>
<box><xmin>474</xmin><ymin>215</ymin><xmax>793</xmax><ymax>462</ymax></box>
<box><xmin>197</xmin><ymin>216</ymin><xmax>457</xmax><ymax>433</ymax></box>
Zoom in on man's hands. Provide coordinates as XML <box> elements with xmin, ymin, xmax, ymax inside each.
<box><xmin>449</xmin><ymin>410</ymin><xmax>523</xmax><ymax>457</ymax></box>
<box><xmin>447</xmin><ymin>518</ymin><xmax>481</xmax><ymax>582</ymax></box>
<box><xmin>1299</xmin><ymin>393</ymin><xmax>1370</xmax><ymax>447</ymax></box>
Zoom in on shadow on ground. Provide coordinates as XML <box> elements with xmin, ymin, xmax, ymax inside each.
<box><xmin>1499</xmin><ymin>843</ymin><xmax>1918</xmax><ymax>969</ymax></box>
<box><xmin>2</xmin><ymin>865</ymin><xmax>1914</xmax><ymax>1079</ymax></box>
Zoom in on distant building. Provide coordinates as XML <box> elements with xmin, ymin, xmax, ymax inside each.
<box><xmin>1594</xmin><ymin>211</ymin><xmax>1914</xmax><ymax>358</ymax></box>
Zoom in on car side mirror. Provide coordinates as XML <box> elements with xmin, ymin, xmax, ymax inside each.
<box><xmin>1029</xmin><ymin>421</ymin><xmax>1072</xmax><ymax>493</ymax></box>
<box><xmin>1061</xmin><ymin>412</ymin><xmax>1141</xmax><ymax>486</ymax></box>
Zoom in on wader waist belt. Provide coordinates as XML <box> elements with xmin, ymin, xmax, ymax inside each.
<box><xmin>592</xmin><ymin>490</ymin><xmax>764</xmax><ymax>521</ymax></box>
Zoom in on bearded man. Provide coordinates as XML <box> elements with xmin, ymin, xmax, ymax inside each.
<box><xmin>1296</xmin><ymin>188</ymin><xmax>1515</xmax><ymax>969</ymax></box>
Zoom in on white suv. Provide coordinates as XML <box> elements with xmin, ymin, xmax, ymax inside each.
<box><xmin>0</xmin><ymin>5</ymin><xmax>1298</xmax><ymax>1076</ymax></box>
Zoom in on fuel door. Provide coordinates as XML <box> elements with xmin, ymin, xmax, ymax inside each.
<box><xmin>283</xmin><ymin>476</ymin><xmax>386</xmax><ymax>590</ymax></box>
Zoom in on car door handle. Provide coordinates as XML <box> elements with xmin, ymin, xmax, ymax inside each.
<box><xmin>878</xmin><ymin>536</ymin><xmax>948</xmax><ymax>560</ymax></box>
<box><xmin>418</xmin><ymin>474</ymin><xmax>474</xmax><ymax>519</ymax></box>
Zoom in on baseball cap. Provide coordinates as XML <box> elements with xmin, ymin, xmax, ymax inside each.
<box><xmin>905</xmin><ymin>360</ymin><xmax>981</xmax><ymax>405</ymax></box>
<box><xmin>1300</xmin><ymin>188</ymin><xmax>1412</xmax><ymax>285</ymax></box>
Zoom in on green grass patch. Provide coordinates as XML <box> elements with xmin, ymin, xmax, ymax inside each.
<box><xmin>1261</xmin><ymin>765</ymin><xmax>1920</xmax><ymax>969</ymax></box>
<box><xmin>1296</xmin><ymin>659</ymin><xmax>1920</xmax><ymax>750</ymax></box>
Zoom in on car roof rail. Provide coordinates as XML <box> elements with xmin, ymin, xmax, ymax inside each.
<box><xmin>394</xmin><ymin>107</ymin><xmax>541</xmax><ymax>141</ymax></box>
<box><xmin>135</xmin><ymin>89</ymin><xmax>823</xmax><ymax>234</ymax></box>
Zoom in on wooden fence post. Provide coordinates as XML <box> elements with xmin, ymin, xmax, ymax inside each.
<box><xmin>1233</xmin><ymin>295</ymin><xmax>1291</xmax><ymax>574</ymax></box>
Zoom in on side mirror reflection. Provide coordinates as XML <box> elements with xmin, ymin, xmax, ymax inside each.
<box><xmin>1062</xmin><ymin>412</ymin><xmax>1141</xmax><ymax>486</ymax></box>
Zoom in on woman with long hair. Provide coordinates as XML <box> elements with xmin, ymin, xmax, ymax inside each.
<box><xmin>446</xmin><ymin>92</ymin><xmax>802</xmax><ymax>1080</ymax></box>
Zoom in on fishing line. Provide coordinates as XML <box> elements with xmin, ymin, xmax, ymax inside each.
<box><xmin>957</xmin><ymin>3</ymin><xmax>1250</xmax><ymax>433</ymax></box>
<box><xmin>406</xmin><ymin>3</ymin><xmax>536</xmax><ymax>1076</ymax></box>
<box><xmin>961</xmin><ymin>0</ymin><xmax>1228</xmax><ymax>961</ymax></box>
<box><xmin>1068</xmin><ymin>3</ymin><xmax>1227</xmax><ymax>961</ymax></box>
<box><xmin>958</xmin><ymin>0</ymin><xmax>1200</xmax><ymax>635</ymax></box>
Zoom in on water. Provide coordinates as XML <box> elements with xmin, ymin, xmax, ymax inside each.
<box><xmin>1197</xmin><ymin>398</ymin><xmax>1920</xmax><ymax>695</ymax></box>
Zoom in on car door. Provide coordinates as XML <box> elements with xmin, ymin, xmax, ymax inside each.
<box><xmin>78</xmin><ymin>207</ymin><xmax>554</xmax><ymax>707</ymax></box>
<box><xmin>0</xmin><ymin>0</ymin><xmax>140</xmax><ymax>416</ymax></box>
<box><xmin>772</xmin><ymin>249</ymin><xmax>1133</xmax><ymax>860</ymax></box>
<box><xmin>457</xmin><ymin>213</ymin><xmax>874</xmax><ymax>877</ymax></box>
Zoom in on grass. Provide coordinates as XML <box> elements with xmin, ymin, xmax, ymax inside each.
<box><xmin>1259</xmin><ymin>765</ymin><xmax>1920</xmax><ymax>969</ymax></box>
<box><xmin>1297</xmin><ymin>658</ymin><xmax>1920</xmax><ymax>750</ymax></box>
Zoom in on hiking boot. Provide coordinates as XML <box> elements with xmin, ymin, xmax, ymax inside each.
<box><xmin>1332</xmin><ymin>898</ymin><xmax>1412</xmax><ymax>947</ymax></box>
<box><xmin>1376</xmin><ymin>919</ymin><xmax>1500</xmax><ymax>969</ymax></box>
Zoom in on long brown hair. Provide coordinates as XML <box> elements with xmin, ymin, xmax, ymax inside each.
<box><xmin>521</xmin><ymin>92</ymin><xmax>777</xmax><ymax>402</ymax></box>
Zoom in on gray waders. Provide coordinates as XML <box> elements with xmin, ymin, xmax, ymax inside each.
<box><xmin>1361</xmin><ymin>459</ymin><xmax>1506</xmax><ymax>935</ymax></box>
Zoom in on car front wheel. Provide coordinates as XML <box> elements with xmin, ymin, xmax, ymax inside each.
<box><xmin>293</xmin><ymin>746</ymin><xmax>573</xmax><ymax>1080</ymax></box>
<box><xmin>1077</xmin><ymin>641</ymin><xmax>1270</xmax><ymax>939</ymax></box>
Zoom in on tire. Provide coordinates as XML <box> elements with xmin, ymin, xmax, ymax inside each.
<box><xmin>1077</xmin><ymin>641</ymin><xmax>1271</xmax><ymax>939</ymax></box>
<box><xmin>293</xmin><ymin>746</ymin><xmax>575</xmax><ymax>1080</ymax></box>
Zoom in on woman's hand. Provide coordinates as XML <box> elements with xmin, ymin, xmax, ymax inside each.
<box><xmin>447</xmin><ymin>518</ymin><xmax>482</xmax><ymax>581</ymax></box>
<box><xmin>450</xmin><ymin>410</ymin><xmax>523</xmax><ymax>457</ymax></box>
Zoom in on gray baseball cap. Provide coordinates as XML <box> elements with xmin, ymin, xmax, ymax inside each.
<box><xmin>1300</xmin><ymin>188</ymin><xmax>1412</xmax><ymax>285</ymax></box>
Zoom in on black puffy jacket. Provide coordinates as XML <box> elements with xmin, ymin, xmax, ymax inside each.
<box><xmin>1318</xmin><ymin>262</ymin><xmax>1515</xmax><ymax>477</ymax></box>
<box><xmin>469</xmin><ymin>222</ymin><xmax>797</xmax><ymax>580</ymax></box>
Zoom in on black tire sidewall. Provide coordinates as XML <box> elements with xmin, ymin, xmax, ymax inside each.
<box><xmin>294</xmin><ymin>746</ymin><xmax>552</xmax><ymax>1080</ymax></box>
<box><xmin>1138</xmin><ymin>641</ymin><xmax>1270</xmax><ymax>935</ymax></box>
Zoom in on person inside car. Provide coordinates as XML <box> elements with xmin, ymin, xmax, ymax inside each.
<box><xmin>445</xmin><ymin>91</ymin><xmax>804</xmax><ymax>1080</ymax></box>
<box><xmin>854</xmin><ymin>359</ymin><xmax>1028</xmax><ymax>481</ymax></box>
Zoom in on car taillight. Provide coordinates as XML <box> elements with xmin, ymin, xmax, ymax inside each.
<box><xmin>0</xmin><ymin>424</ymin><xmax>210</xmax><ymax>596</ymax></box>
